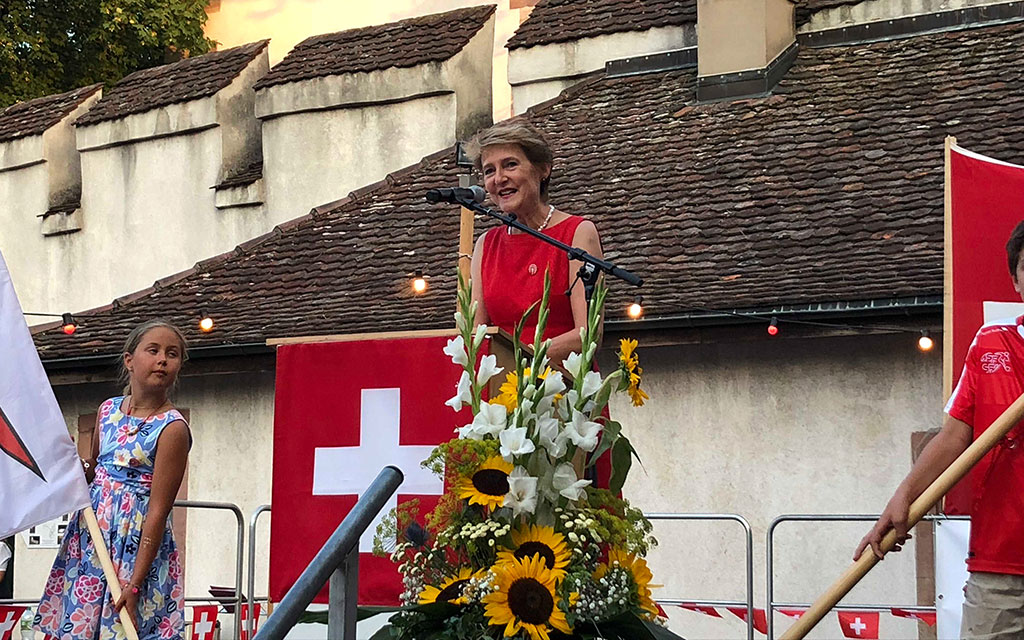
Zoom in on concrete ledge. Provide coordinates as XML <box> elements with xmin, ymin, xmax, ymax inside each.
<box><xmin>0</xmin><ymin>135</ymin><xmax>45</xmax><ymax>173</ymax></box>
<box><xmin>76</xmin><ymin>97</ymin><xmax>219</xmax><ymax>151</ymax></box>
<box><xmin>215</xmin><ymin>179</ymin><xmax>265</xmax><ymax>209</ymax></box>
<box><xmin>40</xmin><ymin>206</ymin><xmax>83</xmax><ymax>236</ymax></box>
<box><xmin>798</xmin><ymin>0</ymin><xmax>1014</xmax><ymax>32</ymax></box>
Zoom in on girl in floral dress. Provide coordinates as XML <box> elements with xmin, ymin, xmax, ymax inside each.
<box><xmin>35</xmin><ymin>321</ymin><xmax>191</xmax><ymax>640</ymax></box>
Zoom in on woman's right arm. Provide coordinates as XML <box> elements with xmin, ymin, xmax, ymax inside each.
<box><xmin>470</xmin><ymin>233</ymin><xmax>489</xmax><ymax>326</ymax></box>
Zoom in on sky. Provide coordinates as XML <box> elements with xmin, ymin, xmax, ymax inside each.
<box><xmin>204</xmin><ymin>0</ymin><xmax>524</xmax><ymax>120</ymax></box>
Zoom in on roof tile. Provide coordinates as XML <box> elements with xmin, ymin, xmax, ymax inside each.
<box><xmin>507</xmin><ymin>0</ymin><xmax>695</xmax><ymax>50</ymax></box>
<box><xmin>0</xmin><ymin>84</ymin><xmax>102</xmax><ymax>144</ymax></box>
<box><xmin>253</xmin><ymin>6</ymin><xmax>496</xmax><ymax>90</ymax></box>
<box><xmin>75</xmin><ymin>41</ymin><xmax>268</xmax><ymax>127</ymax></box>
<box><xmin>33</xmin><ymin>20</ymin><xmax>1024</xmax><ymax>359</ymax></box>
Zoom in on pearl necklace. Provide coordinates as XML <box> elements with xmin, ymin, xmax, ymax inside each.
<box><xmin>511</xmin><ymin>204</ymin><xmax>555</xmax><ymax>235</ymax></box>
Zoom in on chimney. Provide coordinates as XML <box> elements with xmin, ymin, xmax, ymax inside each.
<box><xmin>696</xmin><ymin>0</ymin><xmax>797</xmax><ymax>101</ymax></box>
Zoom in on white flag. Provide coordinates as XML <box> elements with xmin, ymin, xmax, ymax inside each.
<box><xmin>0</xmin><ymin>250</ymin><xmax>90</xmax><ymax>539</ymax></box>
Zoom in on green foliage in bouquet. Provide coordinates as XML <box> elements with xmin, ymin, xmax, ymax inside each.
<box><xmin>370</xmin><ymin>271</ymin><xmax>673</xmax><ymax>640</ymax></box>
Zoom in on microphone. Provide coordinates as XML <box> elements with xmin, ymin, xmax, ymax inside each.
<box><xmin>425</xmin><ymin>185</ymin><xmax>486</xmax><ymax>204</ymax></box>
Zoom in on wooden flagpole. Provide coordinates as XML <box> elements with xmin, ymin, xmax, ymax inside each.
<box><xmin>943</xmin><ymin>135</ymin><xmax>957</xmax><ymax>400</ymax></box>
<box><xmin>779</xmin><ymin>391</ymin><xmax>1024</xmax><ymax>639</ymax></box>
<box><xmin>458</xmin><ymin>174</ymin><xmax>475</xmax><ymax>286</ymax></box>
<box><xmin>81</xmin><ymin>505</ymin><xmax>140</xmax><ymax>640</ymax></box>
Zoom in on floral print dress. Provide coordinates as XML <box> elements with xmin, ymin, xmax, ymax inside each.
<box><xmin>34</xmin><ymin>397</ymin><xmax>189</xmax><ymax>640</ymax></box>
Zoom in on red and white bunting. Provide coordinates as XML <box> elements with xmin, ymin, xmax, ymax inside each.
<box><xmin>190</xmin><ymin>605</ymin><xmax>218</xmax><ymax>640</ymax></box>
<box><xmin>726</xmin><ymin>606</ymin><xmax>768</xmax><ymax>635</ymax></box>
<box><xmin>239</xmin><ymin>603</ymin><xmax>262</xmax><ymax>640</ymax></box>
<box><xmin>678</xmin><ymin>603</ymin><xmax>722</xmax><ymax>618</ymax></box>
<box><xmin>777</xmin><ymin>608</ymin><xmax>806</xmax><ymax>619</ymax></box>
<box><xmin>837</xmin><ymin>611</ymin><xmax>879</xmax><ymax>639</ymax></box>
<box><xmin>891</xmin><ymin>608</ymin><xmax>937</xmax><ymax>627</ymax></box>
<box><xmin>0</xmin><ymin>607</ymin><xmax>25</xmax><ymax>640</ymax></box>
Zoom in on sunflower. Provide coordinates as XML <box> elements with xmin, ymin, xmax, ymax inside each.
<box><xmin>493</xmin><ymin>367</ymin><xmax>556</xmax><ymax>411</ymax></box>
<box><xmin>496</xmin><ymin>525</ymin><xmax>571</xmax><ymax>579</ymax></box>
<box><xmin>594</xmin><ymin>549</ymin><xmax>660</xmax><ymax>619</ymax></box>
<box><xmin>618</xmin><ymin>338</ymin><xmax>648</xmax><ymax>407</ymax></box>
<box><xmin>418</xmin><ymin>567</ymin><xmax>478</xmax><ymax>605</ymax></box>
<box><xmin>457</xmin><ymin>455</ymin><xmax>514</xmax><ymax>509</ymax></box>
<box><xmin>484</xmin><ymin>555</ymin><xmax>572</xmax><ymax>640</ymax></box>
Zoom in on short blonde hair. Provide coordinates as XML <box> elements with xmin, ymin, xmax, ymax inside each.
<box><xmin>466</xmin><ymin>118</ymin><xmax>554</xmax><ymax>196</ymax></box>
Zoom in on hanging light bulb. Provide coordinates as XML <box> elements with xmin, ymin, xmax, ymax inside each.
<box><xmin>61</xmin><ymin>313</ymin><xmax>77</xmax><ymax>335</ymax></box>
<box><xmin>767</xmin><ymin>316</ymin><xmax>779</xmax><ymax>336</ymax></box>
<box><xmin>918</xmin><ymin>330</ymin><xmax>934</xmax><ymax>352</ymax></box>
<box><xmin>627</xmin><ymin>296</ymin><xmax>643</xmax><ymax>319</ymax></box>
<box><xmin>412</xmin><ymin>271</ymin><xmax>428</xmax><ymax>294</ymax></box>
<box><xmin>199</xmin><ymin>314</ymin><xmax>215</xmax><ymax>333</ymax></box>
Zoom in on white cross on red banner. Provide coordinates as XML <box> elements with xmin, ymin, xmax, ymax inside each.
<box><xmin>189</xmin><ymin>605</ymin><xmax>218</xmax><ymax>640</ymax></box>
<box><xmin>0</xmin><ymin>607</ymin><xmax>25</xmax><ymax>640</ymax></box>
<box><xmin>838</xmin><ymin>611</ymin><xmax>879</xmax><ymax>639</ymax></box>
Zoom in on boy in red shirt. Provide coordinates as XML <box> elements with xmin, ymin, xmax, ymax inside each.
<box><xmin>856</xmin><ymin>221</ymin><xmax>1024</xmax><ymax>638</ymax></box>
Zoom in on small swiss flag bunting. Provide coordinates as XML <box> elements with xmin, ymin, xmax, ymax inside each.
<box><xmin>891</xmin><ymin>608</ymin><xmax>937</xmax><ymax>626</ymax></box>
<box><xmin>679</xmin><ymin>602</ymin><xmax>722</xmax><ymax>618</ymax></box>
<box><xmin>189</xmin><ymin>605</ymin><xmax>218</xmax><ymax>640</ymax></box>
<box><xmin>727</xmin><ymin>607</ymin><xmax>768</xmax><ymax>634</ymax></box>
<box><xmin>777</xmin><ymin>608</ymin><xmax>806</xmax><ymax>619</ymax></box>
<box><xmin>837</xmin><ymin>611</ymin><xmax>879</xmax><ymax>639</ymax></box>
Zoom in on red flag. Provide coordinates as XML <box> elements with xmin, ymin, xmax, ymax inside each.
<box><xmin>891</xmin><ymin>608</ymin><xmax>937</xmax><ymax>626</ymax></box>
<box><xmin>837</xmin><ymin>611</ymin><xmax>879</xmax><ymax>639</ymax></box>
<box><xmin>679</xmin><ymin>602</ymin><xmax>722</xmax><ymax>618</ymax></box>
<box><xmin>0</xmin><ymin>607</ymin><xmax>25</xmax><ymax>640</ymax></box>
<box><xmin>778</xmin><ymin>608</ymin><xmax>806</xmax><ymax>618</ymax></box>
<box><xmin>946</xmin><ymin>146</ymin><xmax>1024</xmax><ymax>513</ymax></box>
<box><xmin>270</xmin><ymin>337</ymin><xmax>471</xmax><ymax>605</ymax></box>
<box><xmin>239</xmin><ymin>603</ymin><xmax>261</xmax><ymax>640</ymax></box>
<box><xmin>727</xmin><ymin>606</ymin><xmax>768</xmax><ymax>634</ymax></box>
<box><xmin>189</xmin><ymin>605</ymin><xmax>218</xmax><ymax>640</ymax></box>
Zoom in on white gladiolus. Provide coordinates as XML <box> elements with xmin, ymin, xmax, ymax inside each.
<box><xmin>443</xmin><ymin>335</ymin><xmax>469</xmax><ymax>367</ymax></box>
<box><xmin>581</xmin><ymin>371</ymin><xmax>602</xmax><ymax>398</ymax></box>
<box><xmin>566</xmin><ymin>409</ymin><xmax>602</xmax><ymax>452</ymax></box>
<box><xmin>473</xmin><ymin>323</ymin><xmax>488</xmax><ymax>349</ymax></box>
<box><xmin>505</xmin><ymin>467</ymin><xmax>538</xmax><ymax>516</ymax></box>
<box><xmin>445</xmin><ymin>370</ymin><xmax>473</xmax><ymax>412</ymax></box>
<box><xmin>454</xmin><ymin>310</ymin><xmax>467</xmax><ymax>332</ymax></box>
<box><xmin>552</xmin><ymin>463</ymin><xmax>591</xmax><ymax>501</ymax></box>
<box><xmin>540</xmin><ymin>371</ymin><xmax>566</xmax><ymax>398</ymax></box>
<box><xmin>476</xmin><ymin>354</ymin><xmax>504</xmax><ymax>386</ymax></box>
<box><xmin>537</xmin><ymin>416</ymin><xmax>568</xmax><ymax>457</ymax></box>
<box><xmin>461</xmin><ymin>402</ymin><xmax>507</xmax><ymax>440</ymax></box>
<box><xmin>499</xmin><ymin>426</ymin><xmax>536</xmax><ymax>460</ymax></box>
<box><xmin>562</xmin><ymin>352</ymin><xmax>584</xmax><ymax>380</ymax></box>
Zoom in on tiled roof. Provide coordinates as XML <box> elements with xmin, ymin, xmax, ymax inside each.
<box><xmin>796</xmin><ymin>0</ymin><xmax>865</xmax><ymax>26</ymax></box>
<box><xmin>214</xmin><ymin>160</ymin><xmax>263</xmax><ymax>190</ymax></box>
<box><xmin>75</xmin><ymin>41</ymin><xmax>268</xmax><ymax>127</ymax></box>
<box><xmin>33</xmin><ymin>20</ymin><xmax>1024</xmax><ymax>360</ymax></box>
<box><xmin>507</xmin><ymin>0</ymin><xmax>695</xmax><ymax>50</ymax></box>
<box><xmin>253</xmin><ymin>6</ymin><xmax>496</xmax><ymax>90</ymax></box>
<box><xmin>0</xmin><ymin>84</ymin><xmax>102</xmax><ymax>144</ymax></box>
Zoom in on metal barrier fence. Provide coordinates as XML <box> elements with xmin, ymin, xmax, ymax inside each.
<box><xmin>645</xmin><ymin>512</ymin><xmax>755</xmax><ymax>640</ymax></box>
<box><xmin>1</xmin><ymin>500</ymin><xmax>245</xmax><ymax>639</ymax></box>
<box><xmin>247</xmin><ymin>504</ymin><xmax>271</xmax><ymax>640</ymax></box>
<box><xmin>766</xmin><ymin>513</ymin><xmax>969</xmax><ymax>640</ymax></box>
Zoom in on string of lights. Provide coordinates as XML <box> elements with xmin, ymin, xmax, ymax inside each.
<box><xmin>22</xmin><ymin>272</ymin><xmax>937</xmax><ymax>354</ymax></box>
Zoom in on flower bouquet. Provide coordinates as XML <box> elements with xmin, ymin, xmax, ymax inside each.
<box><xmin>369</xmin><ymin>272</ymin><xmax>680</xmax><ymax>640</ymax></box>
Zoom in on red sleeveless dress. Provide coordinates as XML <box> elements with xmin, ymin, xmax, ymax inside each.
<box><xmin>480</xmin><ymin>215</ymin><xmax>584</xmax><ymax>344</ymax></box>
<box><xmin>480</xmin><ymin>215</ymin><xmax>612</xmax><ymax>488</ymax></box>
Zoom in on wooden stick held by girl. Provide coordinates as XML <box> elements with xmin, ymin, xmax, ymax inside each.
<box><xmin>33</xmin><ymin>320</ymin><xmax>192</xmax><ymax>640</ymax></box>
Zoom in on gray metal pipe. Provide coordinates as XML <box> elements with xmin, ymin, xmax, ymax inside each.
<box><xmin>254</xmin><ymin>466</ymin><xmax>403</xmax><ymax>640</ymax></box>
<box><xmin>247</xmin><ymin>505</ymin><xmax>272</xmax><ymax>640</ymax></box>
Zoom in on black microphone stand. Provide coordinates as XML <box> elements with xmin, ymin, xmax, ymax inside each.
<box><xmin>451</xmin><ymin>194</ymin><xmax>643</xmax><ymax>303</ymax></box>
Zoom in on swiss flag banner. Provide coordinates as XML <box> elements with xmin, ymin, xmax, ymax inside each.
<box><xmin>726</xmin><ymin>607</ymin><xmax>768</xmax><ymax>634</ymax></box>
<box><xmin>189</xmin><ymin>605</ymin><xmax>218</xmax><ymax>640</ymax></box>
<box><xmin>0</xmin><ymin>606</ymin><xmax>25</xmax><ymax>640</ymax></box>
<box><xmin>891</xmin><ymin>608</ymin><xmax>937</xmax><ymax>626</ymax></box>
<box><xmin>946</xmin><ymin>146</ymin><xmax>1024</xmax><ymax>513</ymax></box>
<box><xmin>837</xmin><ymin>611</ymin><xmax>879</xmax><ymax>639</ymax></box>
<box><xmin>271</xmin><ymin>336</ymin><xmax>469</xmax><ymax>605</ymax></box>
<box><xmin>778</xmin><ymin>608</ymin><xmax>806</xmax><ymax>619</ymax></box>
<box><xmin>239</xmin><ymin>603</ymin><xmax>261</xmax><ymax>640</ymax></box>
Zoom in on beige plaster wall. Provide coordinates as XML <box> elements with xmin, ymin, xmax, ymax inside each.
<box><xmin>697</xmin><ymin>0</ymin><xmax>795</xmax><ymax>77</ymax></box>
<box><xmin>800</xmin><ymin>0</ymin><xmax>1014</xmax><ymax>32</ymax></box>
<box><xmin>509</xmin><ymin>25</ymin><xmax>694</xmax><ymax>115</ymax></box>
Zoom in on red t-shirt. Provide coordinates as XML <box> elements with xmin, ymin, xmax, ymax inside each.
<box><xmin>945</xmin><ymin>315</ymin><xmax>1024</xmax><ymax>575</ymax></box>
